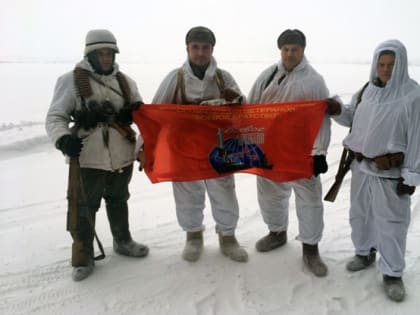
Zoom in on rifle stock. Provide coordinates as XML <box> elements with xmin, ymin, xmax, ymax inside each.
<box><xmin>67</xmin><ymin>158</ymin><xmax>80</xmax><ymax>232</ymax></box>
<box><xmin>324</xmin><ymin>149</ymin><xmax>354</xmax><ymax>202</ymax></box>
<box><xmin>324</xmin><ymin>175</ymin><xmax>345</xmax><ymax>202</ymax></box>
<box><xmin>66</xmin><ymin>157</ymin><xmax>106</xmax><ymax>260</ymax></box>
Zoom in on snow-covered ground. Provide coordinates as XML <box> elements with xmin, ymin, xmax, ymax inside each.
<box><xmin>1</xmin><ymin>63</ymin><xmax>420</xmax><ymax>315</ymax></box>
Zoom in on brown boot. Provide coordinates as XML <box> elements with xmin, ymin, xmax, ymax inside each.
<box><xmin>182</xmin><ymin>231</ymin><xmax>203</xmax><ymax>262</ymax></box>
<box><xmin>255</xmin><ymin>231</ymin><xmax>287</xmax><ymax>252</ymax></box>
<box><xmin>346</xmin><ymin>248</ymin><xmax>376</xmax><ymax>272</ymax></box>
<box><xmin>302</xmin><ymin>243</ymin><xmax>328</xmax><ymax>277</ymax></box>
<box><xmin>219</xmin><ymin>234</ymin><xmax>248</xmax><ymax>262</ymax></box>
<box><xmin>383</xmin><ymin>275</ymin><xmax>405</xmax><ymax>302</ymax></box>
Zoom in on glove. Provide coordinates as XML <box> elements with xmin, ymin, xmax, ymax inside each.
<box><xmin>116</xmin><ymin>102</ymin><xmax>143</xmax><ymax>125</ymax></box>
<box><xmin>221</xmin><ymin>88</ymin><xmax>243</xmax><ymax>104</ymax></box>
<box><xmin>313</xmin><ymin>155</ymin><xmax>328</xmax><ymax>176</ymax></box>
<box><xmin>325</xmin><ymin>98</ymin><xmax>341</xmax><ymax>115</ymax></box>
<box><xmin>116</xmin><ymin>107</ymin><xmax>133</xmax><ymax>125</ymax></box>
<box><xmin>397</xmin><ymin>178</ymin><xmax>416</xmax><ymax>196</ymax></box>
<box><xmin>130</xmin><ymin>101</ymin><xmax>143</xmax><ymax>111</ymax></box>
<box><xmin>57</xmin><ymin>134</ymin><xmax>83</xmax><ymax>158</ymax></box>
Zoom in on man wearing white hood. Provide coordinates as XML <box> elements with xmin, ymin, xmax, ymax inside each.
<box><xmin>152</xmin><ymin>26</ymin><xmax>248</xmax><ymax>263</ymax></box>
<box><xmin>46</xmin><ymin>29</ymin><xmax>149</xmax><ymax>281</ymax></box>
<box><xmin>332</xmin><ymin>39</ymin><xmax>420</xmax><ymax>302</ymax></box>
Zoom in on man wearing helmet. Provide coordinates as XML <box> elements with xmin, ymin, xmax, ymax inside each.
<box><xmin>46</xmin><ymin>29</ymin><xmax>149</xmax><ymax>281</ymax></box>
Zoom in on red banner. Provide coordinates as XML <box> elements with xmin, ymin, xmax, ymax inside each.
<box><xmin>133</xmin><ymin>101</ymin><xmax>326</xmax><ymax>183</ymax></box>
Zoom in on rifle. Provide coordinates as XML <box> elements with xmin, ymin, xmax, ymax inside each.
<box><xmin>67</xmin><ymin>157</ymin><xmax>105</xmax><ymax>261</ymax></box>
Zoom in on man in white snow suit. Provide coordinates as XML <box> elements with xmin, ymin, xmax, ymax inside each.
<box><xmin>151</xmin><ymin>26</ymin><xmax>248</xmax><ymax>263</ymax></box>
<box><xmin>248</xmin><ymin>29</ymin><xmax>340</xmax><ymax>277</ymax></box>
<box><xmin>46</xmin><ymin>29</ymin><xmax>149</xmax><ymax>281</ymax></box>
<box><xmin>331</xmin><ymin>39</ymin><xmax>420</xmax><ymax>301</ymax></box>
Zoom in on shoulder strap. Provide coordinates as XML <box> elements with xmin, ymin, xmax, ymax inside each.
<box><xmin>215</xmin><ymin>69</ymin><xmax>225</xmax><ymax>94</ymax></box>
<box><xmin>355</xmin><ymin>81</ymin><xmax>369</xmax><ymax>108</ymax></box>
<box><xmin>116</xmin><ymin>71</ymin><xmax>132</xmax><ymax>104</ymax></box>
<box><xmin>263</xmin><ymin>66</ymin><xmax>278</xmax><ymax>90</ymax></box>
<box><xmin>350</xmin><ymin>81</ymin><xmax>369</xmax><ymax>130</ymax></box>
<box><xmin>174</xmin><ymin>67</ymin><xmax>186</xmax><ymax>104</ymax></box>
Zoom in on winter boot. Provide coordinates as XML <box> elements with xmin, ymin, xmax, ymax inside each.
<box><xmin>114</xmin><ymin>239</ymin><xmax>149</xmax><ymax>258</ymax></box>
<box><xmin>383</xmin><ymin>275</ymin><xmax>405</xmax><ymax>302</ymax></box>
<box><xmin>219</xmin><ymin>234</ymin><xmax>248</xmax><ymax>263</ymax></box>
<box><xmin>346</xmin><ymin>249</ymin><xmax>376</xmax><ymax>272</ymax></box>
<box><xmin>182</xmin><ymin>231</ymin><xmax>204</xmax><ymax>262</ymax></box>
<box><xmin>106</xmin><ymin>197</ymin><xmax>149</xmax><ymax>258</ymax></box>
<box><xmin>302</xmin><ymin>243</ymin><xmax>328</xmax><ymax>277</ymax></box>
<box><xmin>255</xmin><ymin>231</ymin><xmax>287</xmax><ymax>252</ymax></box>
<box><xmin>72</xmin><ymin>259</ymin><xmax>94</xmax><ymax>281</ymax></box>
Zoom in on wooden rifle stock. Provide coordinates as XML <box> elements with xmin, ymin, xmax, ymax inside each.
<box><xmin>67</xmin><ymin>158</ymin><xmax>79</xmax><ymax>232</ymax></box>
<box><xmin>324</xmin><ymin>149</ymin><xmax>354</xmax><ymax>202</ymax></box>
<box><xmin>66</xmin><ymin>157</ymin><xmax>105</xmax><ymax>260</ymax></box>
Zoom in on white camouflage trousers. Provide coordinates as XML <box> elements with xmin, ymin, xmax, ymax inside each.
<box><xmin>257</xmin><ymin>175</ymin><xmax>324</xmax><ymax>245</ymax></box>
<box><xmin>173</xmin><ymin>175</ymin><xmax>239</xmax><ymax>236</ymax></box>
<box><xmin>350</xmin><ymin>162</ymin><xmax>411</xmax><ymax>277</ymax></box>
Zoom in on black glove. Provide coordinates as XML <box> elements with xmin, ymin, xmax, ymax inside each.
<box><xmin>397</xmin><ymin>178</ymin><xmax>416</xmax><ymax>196</ymax></box>
<box><xmin>313</xmin><ymin>155</ymin><xmax>328</xmax><ymax>177</ymax></box>
<box><xmin>130</xmin><ymin>101</ymin><xmax>143</xmax><ymax>111</ymax></box>
<box><xmin>221</xmin><ymin>88</ymin><xmax>243</xmax><ymax>104</ymax></box>
<box><xmin>116</xmin><ymin>102</ymin><xmax>143</xmax><ymax>125</ymax></box>
<box><xmin>57</xmin><ymin>134</ymin><xmax>83</xmax><ymax>158</ymax></box>
<box><xmin>325</xmin><ymin>98</ymin><xmax>341</xmax><ymax>115</ymax></box>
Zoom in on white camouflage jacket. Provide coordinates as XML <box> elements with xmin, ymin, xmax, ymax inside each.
<box><xmin>334</xmin><ymin>39</ymin><xmax>420</xmax><ymax>186</ymax></box>
<box><xmin>247</xmin><ymin>56</ymin><xmax>331</xmax><ymax>156</ymax></box>
<box><xmin>152</xmin><ymin>57</ymin><xmax>243</xmax><ymax>104</ymax></box>
<box><xmin>45</xmin><ymin>58</ymin><xmax>142</xmax><ymax>171</ymax></box>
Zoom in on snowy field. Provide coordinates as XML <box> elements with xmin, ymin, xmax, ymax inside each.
<box><xmin>1</xmin><ymin>62</ymin><xmax>420</xmax><ymax>315</ymax></box>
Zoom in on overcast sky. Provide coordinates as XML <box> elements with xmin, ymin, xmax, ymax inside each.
<box><xmin>1</xmin><ymin>0</ymin><xmax>419</xmax><ymax>64</ymax></box>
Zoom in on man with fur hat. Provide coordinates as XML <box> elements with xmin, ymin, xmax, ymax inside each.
<box><xmin>248</xmin><ymin>29</ymin><xmax>340</xmax><ymax>277</ymax></box>
<box><xmin>46</xmin><ymin>29</ymin><xmax>149</xmax><ymax>281</ymax></box>
<box><xmin>151</xmin><ymin>26</ymin><xmax>248</xmax><ymax>263</ymax></box>
<box><xmin>330</xmin><ymin>40</ymin><xmax>420</xmax><ymax>302</ymax></box>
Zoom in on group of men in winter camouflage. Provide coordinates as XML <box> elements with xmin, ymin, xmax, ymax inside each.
<box><xmin>46</xmin><ymin>27</ymin><xmax>420</xmax><ymax>302</ymax></box>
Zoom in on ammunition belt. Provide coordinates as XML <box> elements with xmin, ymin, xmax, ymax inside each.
<box><xmin>352</xmin><ymin>151</ymin><xmax>404</xmax><ymax>170</ymax></box>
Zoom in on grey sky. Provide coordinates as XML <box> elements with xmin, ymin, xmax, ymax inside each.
<box><xmin>1</xmin><ymin>0</ymin><xmax>419</xmax><ymax>64</ymax></box>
